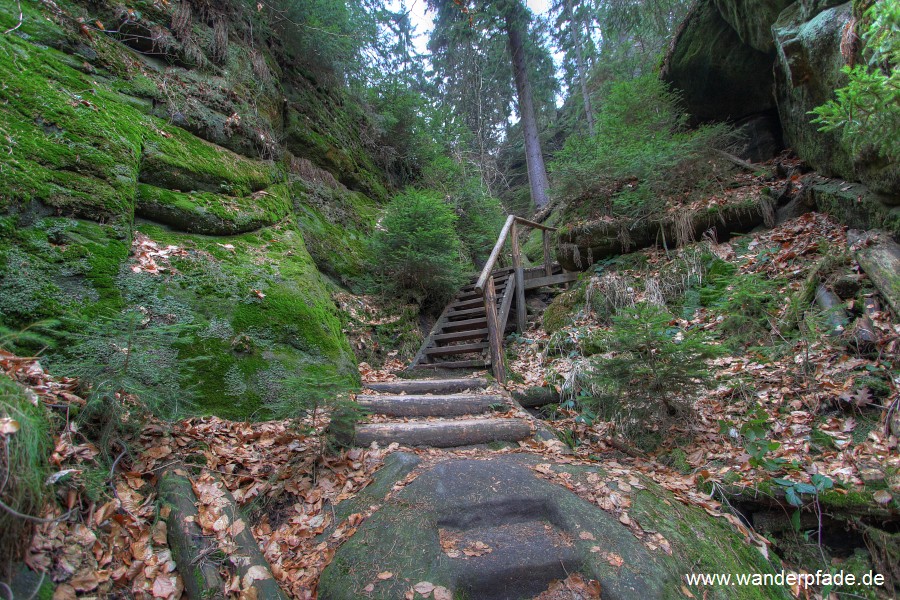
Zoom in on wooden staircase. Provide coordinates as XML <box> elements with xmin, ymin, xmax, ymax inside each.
<box><xmin>409</xmin><ymin>265</ymin><xmax>575</xmax><ymax>371</ymax></box>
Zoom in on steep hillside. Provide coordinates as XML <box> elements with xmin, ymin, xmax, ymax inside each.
<box><xmin>0</xmin><ymin>0</ymin><xmax>393</xmax><ymax>419</ymax></box>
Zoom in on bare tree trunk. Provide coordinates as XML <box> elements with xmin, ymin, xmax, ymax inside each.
<box><xmin>505</xmin><ymin>7</ymin><xmax>551</xmax><ymax>209</ymax></box>
<box><xmin>566</xmin><ymin>0</ymin><xmax>594</xmax><ymax>135</ymax></box>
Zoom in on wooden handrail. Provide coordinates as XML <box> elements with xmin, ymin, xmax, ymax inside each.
<box><xmin>474</xmin><ymin>216</ymin><xmax>557</xmax><ymax>292</ymax></box>
<box><xmin>475</xmin><ymin>215</ymin><xmax>557</xmax><ymax>383</ymax></box>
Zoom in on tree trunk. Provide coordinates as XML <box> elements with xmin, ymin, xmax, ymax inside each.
<box><xmin>505</xmin><ymin>7</ymin><xmax>551</xmax><ymax>209</ymax></box>
<box><xmin>565</xmin><ymin>0</ymin><xmax>594</xmax><ymax>135</ymax></box>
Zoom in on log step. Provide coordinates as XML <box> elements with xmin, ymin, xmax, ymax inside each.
<box><xmin>364</xmin><ymin>378</ymin><xmax>488</xmax><ymax>395</ymax></box>
<box><xmin>413</xmin><ymin>359</ymin><xmax>490</xmax><ymax>370</ymax></box>
<box><xmin>433</xmin><ymin>328</ymin><xmax>489</xmax><ymax>343</ymax></box>
<box><xmin>353</xmin><ymin>418</ymin><xmax>532</xmax><ymax>448</ymax></box>
<box><xmin>449</xmin><ymin>297</ymin><xmax>486</xmax><ymax>310</ymax></box>
<box><xmin>424</xmin><ymin>342</ymin><xmax>488</xmax><ymax>356</ymax></box>
<box><xmin>356</xmin><ymin>394</ymin><xmax>507</xmax><ymax>417</ymax></box>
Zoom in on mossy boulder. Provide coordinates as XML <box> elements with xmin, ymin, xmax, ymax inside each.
<box><xmin>713</xmin><ymin>0</ymin><xmax>795</xmax><ymax>52</ymax></box>
<box><xmin>772</xmin><ymin>1</ymin><xmax>900</xmax><ymax>197</ymax></box>
<box><xmin>320</xmin><ymin>454</ymin><xmax>788</xmax><ymax>600</ymax></box>
<box><xmin>804</xmin><ymin>176</ymin><xmax>900</xmax><ymax>237</ymax></box>
<box><xmin>661</xmin><ymin>0</ymin><xmax>777</xmax><ymax>123</ymax></box>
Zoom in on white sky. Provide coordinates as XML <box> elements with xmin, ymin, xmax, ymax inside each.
<box><xmin>395</xmin><ymin>0</ymin><xmax>555</xmax><ymax>56</ymax></box>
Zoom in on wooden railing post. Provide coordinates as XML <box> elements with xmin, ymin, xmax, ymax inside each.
<box><xmin>510</xmin><ymin>221</ymin><xmax>526</xmax><ymax>332</ymax></box>
<box><xmin>542</xmin><ymin>229</ymin><xmax>552</xmax><ymax>277</ymax></box>
<box><xmin>482</xmin><ymin>277</ymin><xmax>506</xmax><ymax>384</ymax></box>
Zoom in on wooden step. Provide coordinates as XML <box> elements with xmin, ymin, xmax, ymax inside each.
<box><xmin>424</xmin><ymin>342</ymin><xmax>488</xmax><ymax>356</ymax></box>
<box><xmin>456</xmin><ymin>284</ymin><xmax>507</xmax><ymax>302</ymax></box>
<box><xmin>413</xmin><ymin>359</ymin><xmax>490</xmax><ymax>370</ymax></box>
<box><xmin>448</xmin><ymin>297</ymin><xmax>485</xmax><ymax>311</ymax></box>
<box><xmin>353</xmin><ymin>418</ymin><xmax>532</xmax><ymax>448</ymax></box>
<box><xmin>356</xmin><ymin>394</ymin><xmax>506</xmax><ymax>417</ymax></box>
<box><xmin>459</xmin><ymin>274</ymin><xmax>510</xmax><ymax>293</ymax></box>
<box><xmin>432</xmin><ymin>328</ymin><xmax>489</xmax><ymax>343</ymax></box>
<box><xmin>442</xmin><ymin>318</ymin><xmax>488</xmax><ymax>332</ymax></box>
<box><xmin>364</xmin><ymin>378</ymin><xmax>488</xmax><ymax>395</ymax></box>
<box><xmin>523</xmin><ymin>272</ymin><xmax>579</xmax><ymax>290</ymax></box>
<box><xmin>446</xmin><ymin>306</ymin><xmax>489</xmax><ymax>318</ymax></box>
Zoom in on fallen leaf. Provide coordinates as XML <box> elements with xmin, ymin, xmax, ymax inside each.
<box><xmin>579</xmin><ymin>531</ymin><xmax>595</xmax><ymax>540</ymax></box>
<box><xmin>433</xmin><ymin>586</ymin><xmax>452</xmax><ymax>600</ymax></box>
<box><xmin>0</xmin><ymin>417</ymin><xmax>19</xmax><ymax>434</ymax></box>
<box><xmin>377</xmin><ymin>571</ymin><xmax>393</xmax><ymax>580</ymax></box>
<box><xmin>414</xmin><ymin>581</ymin><xmax>435</xmax><ymax>595</ymax></box>
<box><xmin>873</xmin><ymin>490</ymin><xmax>893</xmax><ymax>505</ymax></box>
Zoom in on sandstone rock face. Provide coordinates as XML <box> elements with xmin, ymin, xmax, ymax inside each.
<box><xmin>772</xmin><ymin>2</ymin><xmax>899</xmax><ymax>196</ymax></box>
<box><xmin>661</xmin><ymin>1</ymin><xmax>776</xmax><ymax>124</ymax></box>
<box><xmin>713</xmin><ymin>0</ymin><xmax>795</xmax><ymax>52</ymax></box>
<box><xmin>319</xmin><ymin>453</ymin><xmax>789</xmax><ymax>600</ymax></box>
<box><xmin>664</xmin><ymin>0</ymin><xmax>898</xmax><ymax>204</ymax></box>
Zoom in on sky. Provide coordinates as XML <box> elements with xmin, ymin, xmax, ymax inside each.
<box><xmin>393</xmin><ymin>0</ymin><xmax>555</xmax><ymax>56</ymax></box>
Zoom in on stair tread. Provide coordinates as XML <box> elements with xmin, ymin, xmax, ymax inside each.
<box><xmin>432</xmin><ymin>328</ymin><xmax>489</xmax><ymax>342</ymax></box>
<box><xmin>413</xmin><ymin>359</ymin><xmax>490</xmax><ymax>369</ymax></box>
<box><xmin>354</xmin><ymin>417</ymin><xmax>532</xmax><ymax>448</ymax></box>
<box><xmin>364</xmin><ymin>378</ymin><xmax>488</xmax><ymax>394</ymax></box>
<box><xmin>424</xmin><ymin>342</ymin><xmax>488</xmax><ymax>356</ymax></box>
<box><xmin>356</xmin><ymin>394</ymin><xmax>507</xmax><ymax>417</ymax></box>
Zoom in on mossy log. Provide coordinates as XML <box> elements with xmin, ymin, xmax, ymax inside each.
<box><xmin>159</xmin><ymin>468</ymin><xmax>290</xmax><ymax>600</ymax></box>
<box><xmin>848</xmin><ymin>230</ymin><xmax>900</xmax><ymax>317</ymax></box>
<box><xmin>715</xmin><ymin>483</ymin><xmax>899</xmax><ymax>522</ymax></box>
<box><xmin>815</xmin><ymin>284</ymin><xmax>847</xmax><ymax>335</ymax></box>
<box><xmin>158</xmin><ymin>468</ymin><xmax>226</xmax><ymax>600</ymax></box>
<box><xmin>557</xmin><ymin>201</ymin><xmax>764</xmax><ymax>270</ymax></box>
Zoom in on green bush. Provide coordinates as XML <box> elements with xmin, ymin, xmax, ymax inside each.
<box><xmin>812</xmin><ymin>0</ymin><xmax>900</xmax><ymax>162</ymax></box>
<box><xmin>551</xmin><ymin>75</ymin><xmax>733</xmax><ymax>218</ymax></box>
<box><xmin>451</xmin><ymin>179</ymin><xmax>506</xmax><ymax>266</ymax></box>
<box><xmin>370</xmin><ymin>189</ymin><xmax>467</xmax><ymax>305</ymax></box>
<box><xmin>577</xmin><ymin>302</ymin><xmax>722</xmax><ymax>446</ymax></box>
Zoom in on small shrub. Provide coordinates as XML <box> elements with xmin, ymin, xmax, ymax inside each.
<box><xmin>551</xmin><ymin>75</ymin><xmax>734</xmax><ymax>218</ymax></box>
<box><xmin>370</xmin><ymin>189</ymin><xmax>466</xmax><ymax>306</ymax></box>
<box><xmin>451</xmin><ymin>179</ymin><xmax>506</xmax><ymax>267</ymax></box>
<box><xmin>812</xmin><ymin>0</ymin><xmax>900</xmax><ymax>163</ymax></box>
<box><xmin>577</xmin><ymin>302</ymin><xmax>722</xmax><ymax>446</ymax></box>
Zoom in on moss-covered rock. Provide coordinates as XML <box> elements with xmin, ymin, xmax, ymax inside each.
<box><xmin>805</xmin><ymin>177</ymin><xmax>900</xmax><ymax>237</ymax></box>
<box><xmin>661</xmin><ymin>0</ymin><xmax>777</xmax><ymax>123</ymax></box>
<box><xmin>320</xmin><ymin>454</ymin><xmax>789</xmax><ymax>600</ymax></box>
<box><xmin>712</xmin><ymin>0</ymin><xmax>795</xmax><ymax>52</ymax></box>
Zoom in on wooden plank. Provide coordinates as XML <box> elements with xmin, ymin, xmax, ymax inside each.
<box><xmin>412</xmin><ymin>359</ymin><xmax>489</xmax><ymax>370</ymax></box>
<box><xmin>475</xmin><ymin>215</ymin><xmax>516</xmax><ymax>293</ymax></box>
<box><xmin>432</xmin><ymin>328</ymin><xmax>489</xmax><ymax>342</ymax></box>
<box><xmin>497</xmin><ymin>274</ymin><xmax>516</xmax><ymax>335</ymax></box>
<box><xmin>513</xmin><ymin>216</ymin><xmax>557</xmax><ymax>232</ymax></box>
<box><xmin>510</xmin><ymin>221</ymin><xmax>526</xmax><ymax>332</ymax></box>
<box><xmin>354</xmin><ymin>418</ymin><xmax>532</xmax><ymax>448</ymax></box>
<box><xmin>409</xmin><ymin>297</ymin><xmax>454</xmax><ymax>368</ymax></box>
<box><xmin>447</xmin><ymin>306</ymin><xmax>488</xmax><ymax>318</ymax></box>
<box><xmin>483</xmin><ymin>277</ymin><xmax>506</xmax><ymax>383</ymax></box>
<box><xmin>448</xmin><ymin>297</ymin><xmax>485</xmax><ymax>310</ymax></box>
<box><xmin>424</xmin><ymin>342</ymin><xmax>489</xmax><ymax>356</ymax></box>
<box><xmin>442</xmin><ymin>317</ymin><xmax>488</xmax><ymax>332</ymax></box>
<box><xmin>523</xmin><ymin>272</ymin><xmax>579</xmax><ymax>290</ymax></box>
<box><xmin>364</xmin><ymin>378</ymin><xmax>488</xmax><ymax>394</ymax></box>
<box><xmin>355</xmin><ymin>394</ymin><xmax>506</xmax><ymax>417</ymax></box>
<box><xmin>542</xmin><ymin>229</ymin><xmax>552</xmax><ymax>277</ymax></box>
<box><xmin>457</xmin><ymin>283</ymin><xmax>508</xmax><ymax>300</ymax></box>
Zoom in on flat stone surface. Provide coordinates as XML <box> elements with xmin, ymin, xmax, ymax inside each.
<box><xmin>320</xmin><ymin>453</ymin><xmax>791</xmax><ymax>600</ymax></box>
<box><xmin>320</xmin><ymin>455</ymin><xmax>665</xmax><ymax>600</ymax></box>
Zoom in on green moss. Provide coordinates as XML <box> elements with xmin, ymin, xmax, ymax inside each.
<box><xmin>135</xmin><ymin>222</ymin><xmax>358</xmax><ymax>419</ymax></box>
<box><xmin>139</xmin><ymin>125</ymin><xmax>279</xmax><ymax>194</ymax></box>
<box><xmin>629</xmin><ymin>479</ymin><xmax>789</xmax><ymax>600</ymax></box>
<box><xmin>0</xmin><ymin>31</ymin><xmax>144</xmax><ymax>221</ymax></box>
<box><xmin>543</xmin><ymin>285</ymin><xmax>585</xmax><ymax>334</ymax></box>
<box><xmin>135</xmin><ymin>182</ymin><xmax>291</xmax><ymax>235</ymax></box>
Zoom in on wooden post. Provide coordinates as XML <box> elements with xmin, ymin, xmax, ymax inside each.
<box><xmin>483</xmin><ymin>277</ymin><xmax>506</xmax><ymax>384</ymax></box>
<box><xmin>542</xmin><ymin>229</ymin><xmax>552</xmax><ymax>277</ymax></box>
<box><xmin>510</xmin><ymin>221</ymin><xmax>526</xmax><ymax>332</ymax></box>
